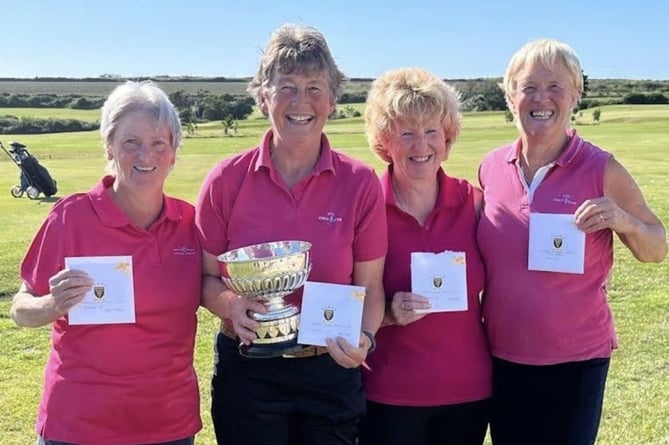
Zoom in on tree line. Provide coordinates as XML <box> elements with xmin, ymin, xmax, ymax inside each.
<box><xmin>1</xmin><ymin>77</ymin><xmax>667</xmax><ymax>134</ymax></box>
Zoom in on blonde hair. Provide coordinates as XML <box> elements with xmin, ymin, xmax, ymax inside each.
<box><xmin>365</xmin><ymin>67</ymin><xmax>461</xmax><ymax>163</ymax></box>
<box><xmin>502</xmin><ymin>38</ymin><xmax>583</xmax><ymax>98</ymax></box>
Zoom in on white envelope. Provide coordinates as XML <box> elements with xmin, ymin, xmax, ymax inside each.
<box><xmin>528</xmin><ymin>213</ymin><xmax>585</xmax><ymax>274</ymax></box>
<box><xmin>65</xmin><ymin>256</ymin><xmax>136</xmax><ymax>325</ymax></box>
<box><xmin>411</xmin><ymin>250</ymin><xmax>468</xmax><ymax>313</ymax></box>
<box><xmin>297</xmin><ymin>281</ymin><xmax>365</xmax><ymax>347</ymax></box>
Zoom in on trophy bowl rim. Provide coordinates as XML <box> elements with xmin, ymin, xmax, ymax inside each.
<box><xmin>217</xmin><ymin>240</ymin><xmax>312</xmax><ymax>265</ymax></box>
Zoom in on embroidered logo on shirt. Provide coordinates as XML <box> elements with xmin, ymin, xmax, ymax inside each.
<box><xmin>173</xmin><ymin>246</ymin><xmax>197</xmax><ymax>256</ymax></box>
<box><xmin>318</xmin><ymin>212</ymin><xmax>343</xmax><ymax>224</ymax></box>
<box><xmin>552</xmin><ymin>194</ymin><xmax>578</xmax><ymax>206</ymax></box>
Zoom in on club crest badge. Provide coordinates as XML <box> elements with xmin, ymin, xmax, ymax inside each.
<box><xmin>433</xmin><ymin>276</ymin><xmax>443</xmax><ymax>289</ymax></box>
<box><xmin>93</xmin><ymin>284</ymin><xmax>105</xmax><ymax>301</ymax></box>
<box><xmin>323</xmin><ymin>308</ymin><xmax>335</xmax><ymax>323</ymax></box>
<box><xmin>553</xmin><ymin>236</ymin><xmax>563</xmax><ymax>249</ymax></box>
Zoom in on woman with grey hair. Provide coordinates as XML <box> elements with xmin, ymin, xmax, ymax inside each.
<box><xmin>196</xmin><ymin>24</ymin><xmax>386</xmax><ymax>445</ymax></box>
<box><xmin>11</xmin><ymin>81</ymin><xmax>202</xmax><ymax>445</ymax></box>
<box><xmin>478</xmin><ymin>39</ymin><xmax>666</xmax><ymax>444</ymax></box>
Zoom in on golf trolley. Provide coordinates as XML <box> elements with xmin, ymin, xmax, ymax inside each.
<box><xmin>1</xmin><ymin>140</ymin><xmax>58</xmax><ymax>199</ymax></box>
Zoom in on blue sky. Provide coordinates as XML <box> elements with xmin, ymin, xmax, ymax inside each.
<box><xmin>3</xmin><ymin>0</ymin><xmax>667</xmax><ymax>80</ymax></box>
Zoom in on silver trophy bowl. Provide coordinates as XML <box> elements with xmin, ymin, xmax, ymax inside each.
<box><xmin>218</xmin><ymin>240</ymin><xmax>312</xmax><ymax>358</ymax></box>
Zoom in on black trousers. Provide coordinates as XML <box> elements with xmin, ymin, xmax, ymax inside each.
<box><xmin>490</xmin><ymin>356</ymin><xmax>610</xmax><ymax>445</ymax></box>
<box><xmin>358</xmin><ymin>398</ymin><xmax>490</xmax><ymax>445</ymax></box>
<box><xmin>211</xmin><ymin>332</ymin><xmax>365</xmax><ymax>445</ymax></box>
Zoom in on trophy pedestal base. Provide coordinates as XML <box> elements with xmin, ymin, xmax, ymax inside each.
<box><xmin>240</xmin><ymin>311</ymin><xmax>301</xmax><ymax>358</ymax></box>
<box><xmin>239</xmin><ymin>341</ymin><xmax>306</xmax><ymax>359</ymax></box>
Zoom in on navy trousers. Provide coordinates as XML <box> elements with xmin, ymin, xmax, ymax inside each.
<box><xmin>490</xmin><ymin>356</ymin><xmax>610</xmax><ymax>445</ymax></box>
<box><xmin>211</xmin><ymin>332</ymin><xmax>365</xmax><ymax>445</ymax></box>
<box><xmin>359</xmin><ymin>398</ymin><xmax>490</xmax><ymax>445</ymax></box>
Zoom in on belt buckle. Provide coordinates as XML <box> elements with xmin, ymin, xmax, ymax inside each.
<box><xmin>282</xmin><ymin>345</ymin><xmax>328</xmax><ymax>359</ymax></box>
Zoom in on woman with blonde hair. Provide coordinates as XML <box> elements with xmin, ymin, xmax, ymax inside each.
<box><xmin>360</xmin><ymin>67</ymin><xmax>491</xmax><ymax>445</ymax></box>
<box><xmin>478</xmin><ymin>39</ymin><xmax>666</xmax><ymax>444</ymax></box>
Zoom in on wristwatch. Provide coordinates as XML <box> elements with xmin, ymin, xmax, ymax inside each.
<box><xmin>362</xmin><ymin>330</ymin><xmax>376</xmax><ymax>354</ymax></box>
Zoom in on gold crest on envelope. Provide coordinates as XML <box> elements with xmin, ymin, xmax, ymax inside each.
<box><xmin>93</xmin><ymin>283</ymin><xmax>105</xmax><ymax>301</ymax></box>
<box><xmin>323</xmin><ymin>307</ymin><xmax>335</xmax><ymax>323</ymax></box>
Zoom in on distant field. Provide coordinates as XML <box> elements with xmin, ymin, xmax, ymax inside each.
<box><xmin>0</xmin><ymin>79</ymin><xmax>373</xmax><ymax>97</ymax></box>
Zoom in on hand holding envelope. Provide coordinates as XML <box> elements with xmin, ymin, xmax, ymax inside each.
<box><xmin>411</xmin><ymin>250</ymin><xmax>468</xmax><ymax>313</ymax></box>
<box><xmin>297</xmin><ymin>281</ymin><xmax>365</xmax><ymax>347</ymax></box>
<box><xmin>528</xmin><ymin>213</ymin><xmax>585</xmax><ymax>274</ymax></box>
<box><xmin>388</xmin><ymin>291</ymin><xmax>431</xmax><ymax>325</ymax></box>
<box><xmin>64</xmin><ymin>256</ymin><xmax>136</xmax><ymax>325</ymax></box>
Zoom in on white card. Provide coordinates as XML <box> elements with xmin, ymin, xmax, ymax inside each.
<box><xmin>65</xmin><ymin>256</ymin><xmax>136</xmax><ymax>325</ymax></box>
<box><xmin>528</xmin><ymin>213</ymin><xmax>585</xmax><ymax>274</ymax></box>
<box><xmin>411</xmin><ymin>250</ymin><xmax>468</xmax><ymax>313</ymax></box>
<box><xmin>297</xmin><ymin>281</ymin><xmax>365</xmax><ymax>347</ymax></box>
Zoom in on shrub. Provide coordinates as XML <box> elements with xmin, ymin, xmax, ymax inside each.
<box><xmin>0</xmin><ymin>116</ymin><xmax>99</xmax><ymax>134</ymax></box>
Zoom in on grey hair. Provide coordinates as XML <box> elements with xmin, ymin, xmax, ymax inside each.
<box><xmin>100</xmin><ymin>81</ymin><xmax>182</xmax><ymax>173</ymax></box>
<box><xmin>247</xmin><ymin>23</ymin><xmax>346</xmax><ymax>112</ymax></box>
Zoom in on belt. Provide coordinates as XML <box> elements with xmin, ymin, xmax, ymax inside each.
<box><xmin>219</xmin><ymin>323</ymin><xmax>329</xmax><ymax>359</ymax></box>
<box><xmin>281</xmin><ymin>345</ymin><xmax>329</xmax><ymax>359</ymax></box>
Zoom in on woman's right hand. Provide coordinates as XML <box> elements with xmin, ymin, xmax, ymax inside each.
<box><xmin>48</xmin><ymin>269</ymin><xmax>94</xmax><ymax>315</ymax></box>
<box><xmin>388</xmin><ymin>291</ymin><xmax>431</xmax><ymax>326</ymax></box>
<box><xmin>226</xmin><ymin>291</ymin><xmax>267</xmax><ymax>345</ymax></box>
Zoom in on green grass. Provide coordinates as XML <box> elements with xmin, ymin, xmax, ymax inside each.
<box><xmin>1</xmin><ymin>105</ymin><xmax>668</xmax><ymax>445</ymax></box>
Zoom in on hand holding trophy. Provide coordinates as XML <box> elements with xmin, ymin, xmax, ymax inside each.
<box><xmin>217</xmin><ymin>240</ymin><xmax>312</xmax><ymax>358</ymax></box>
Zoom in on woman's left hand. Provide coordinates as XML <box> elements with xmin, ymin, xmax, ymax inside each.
<box><xmin>574</xmin><ymin>197</ymin><xmax>628</xmax><ymax>234</ymax></box>
<box><xmin>325</xmin><ymin>332</ymin><xmax>372</xmax><ymax>369</ymax></box>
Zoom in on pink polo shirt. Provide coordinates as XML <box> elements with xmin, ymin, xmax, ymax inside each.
<box><xmin>20</xmin><ymin>176</ymin><xmax>202</xmax><ymax>445</ymax></box>
<box><xmin>363</xmin><ymin>167</ymin><xmax>491</xmax><ymax>406</ymax></box>
<box><xmin>196</xmin><ymin>129</ymin><xmax>387</xmax><ymax>306</ymax></box>
<box><xmin>477</xmin><ymin>130</ymin><xmax>615</xmax><ymax>365</ymax></box>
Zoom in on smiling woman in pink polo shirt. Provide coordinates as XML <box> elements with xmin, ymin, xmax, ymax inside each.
<box><xmin>359</xmin><ymin>68</ymin><xmax>491</xmax><ymax>445</ymax></box>
<box><xmin>10</xmin><ymin>81</ymin><xmax>202</xmax><ymax>445</ymax></box>
<box><xmin>478</xmin><ymin>39</ymin><xmax>667</xmax><ymax>445</ymax></box>
<box><xmin>195</xmin><ymin>24</ymin><xmax>387</xmax><ymax>445</ymax></box>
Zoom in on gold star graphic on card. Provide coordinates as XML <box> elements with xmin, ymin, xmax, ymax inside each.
<box><xmin>114</xmin><ymin>261</ymin><xmax>131</xmax><ymax>274</ymax></box>
<box><xmin>351</xmin><ymin>290</ymin><xmax>365</xmax><ymax>302</ymax></box>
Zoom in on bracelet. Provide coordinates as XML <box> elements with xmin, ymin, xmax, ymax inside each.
<box><xmin>362</xmin><ymin>330</ymin><xmax>376</xmax><ymax>354</ymax></box>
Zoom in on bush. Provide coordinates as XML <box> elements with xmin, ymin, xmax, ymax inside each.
<box><xmin>592</xmin><ymin>108</ymin><xmax>601</xmax><ymax>123</ymax></box>
<box><xmin>647</xmin><ymin>92</ymin><xmax>669</xmax><ymax>104</ymax></box>
<box><xmin>0</xmin><ymin>116</ymin><xmax>99</xmax><ymax>134</ymax></box>
<box><xmin>69</xmin><ymin>96</ymin><xmax>104</xmax><ymax>110</ymax></box>
<box><xmin>622</xmin><ymin>92</ymin><xmax>668</xmax><ymax>105</ymax></box>
<box><xmin>622</xmin><ymin>93</ymin><xmax>647</xmax><ymax>104</ymax></box>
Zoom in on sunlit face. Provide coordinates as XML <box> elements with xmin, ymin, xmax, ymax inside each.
<box><xmin>385</xmin><ymin>115</ymin><xmax>449</xmax><ymax>184</ymax></box>
<box><xmin>106</xmin><ymin>110</ymin><xmax>175</xmax><ymax>190</ymax></box>
<box><xmin>507</xmin><ymin>61</ymin><xmax>580</xmax><ymax>141</ymax></box>
<box><xmin>260</xmin><ymin>71</ymin><xmax>336</xmax><ymax>149</ymax></box>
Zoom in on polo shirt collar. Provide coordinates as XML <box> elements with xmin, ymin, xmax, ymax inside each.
<box><xmin>381</xmin><ymin>165</ymin><xmax>463</xmax><ymax>211</ymax></box>
<box><xmin>254</xmin><ymin>129</ymin><xmax>336</xmax><ymax>175</ymax></box>
<box><xmin>89</xmin><ymin>175</ymin><xmax>180</xmax><ymax>228</ymax></box>
<box><xmin>505</xmin><ymin>128</ymin><xmax>584</xmax><ymax>167</ymax></box>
